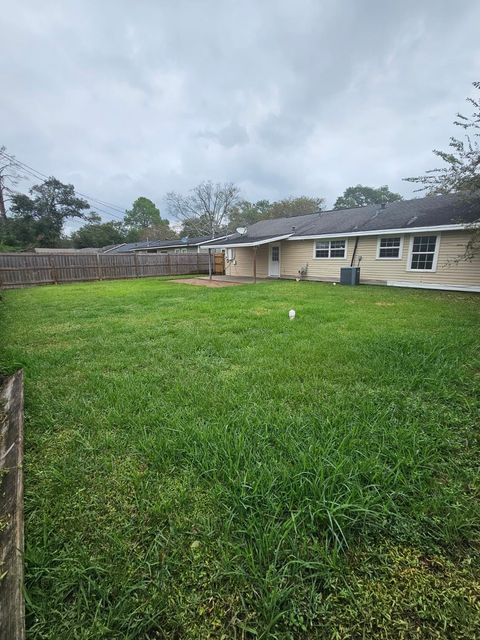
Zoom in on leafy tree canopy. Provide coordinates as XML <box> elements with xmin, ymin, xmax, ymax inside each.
<box><xmin>228</xmin><ymin>200</ymin><xmax>272</xmax><ymax>230</ymax></box>
<box><xmin>124</xmin><ymin>197</ymin><xmax>162</xmax><ymax>229</ymax></box>
<box><xmin>404</xmin><ymin>81</ymin><xmax>480</xmax><ymax>196</ymax></box>
<box><xmin>334</xmin><ymin>185</ymin><xmax>403</xmax><ymax>210</ymax></box>
<box><xmin>267</xmin><ymin>196</ymin><xmax>324</xmax><ymax>219</ymax></box>
<box><xmin>72</xmin><ymin>221</ymin><xmax>126</xmax><ymax>248</ymax></box>
<box><xmin>6</xmin><ymin>177</ymin><xmax>90</xmax><ymax>248</ymax></box>
<box><xmin>132</xmin><ymin>222</ymin><xmax>178</xmax><ymax>242</ymax></box>
<box><xmin>124</xmin><ymin>196</ymin><xmax>177</xmax><ymax>242</ymax></box>
<box><xmin>404</xmin><ymin>81</ymin><xmax>480</xmax><ymax>260</ymax></box>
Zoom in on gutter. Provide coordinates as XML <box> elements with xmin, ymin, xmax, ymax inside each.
<box><xmin>290</xmin><ymin>223</ymin><xmax>472</xmax><ymax>241</ymax></box>
<box><xmin>201</xmin><ymin>234</ymin><xmax>293</xmax><ymax>249</ymax></box>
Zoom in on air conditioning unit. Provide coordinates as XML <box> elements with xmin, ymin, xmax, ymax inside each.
<box><xmin>340</xmin><ymin>267</ymin><xmax>360</xmax><ymax>285</ymax></box>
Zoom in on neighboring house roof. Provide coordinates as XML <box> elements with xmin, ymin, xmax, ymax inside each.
<box><xmin>202</xmin><ymin>194</ymin><xmax>480</xmax><ymax>248</ymax></box>
<box><xmin>34</xmin><ymin>247</ymin><xmax>101</xmax><ymax>254</ymax></box>
<box><xmin>102</xmin><ymin>235</ymin><xmax>227</xmax><ymax>254</ymax></box>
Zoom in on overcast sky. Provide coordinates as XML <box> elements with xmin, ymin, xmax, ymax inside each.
<box><xmin>2</xmin><ymin>0</ymin><xmax>480</xmax><ymax>225</ymax></box>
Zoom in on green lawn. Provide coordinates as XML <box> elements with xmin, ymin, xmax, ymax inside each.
<box><xmin>1</xmin><ymin>278</ymin><xmax>479</xmax><ymax>639</ymax></box>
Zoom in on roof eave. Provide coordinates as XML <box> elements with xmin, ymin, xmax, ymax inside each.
<box><xmin>289</xmin><ymin>223</ymin><xmax>473</xmax><ymax>240</ymax></box>
<box><xmin>102</xmin><ymin>243</ymin><xmax>127</xmax><ymax>253</ymax></box>
<box><xmin>202</xmin><ymin>234</ymin><xmax>293</xmax><ymax>249</ymax></box>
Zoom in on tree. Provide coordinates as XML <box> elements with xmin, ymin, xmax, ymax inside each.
<box><xmin>134</xmin><ymin>222</ymin><xmax>177</xmax><ymax>242</ymax></box>
<box><xmin>334</xmin><ymin>185</ymin><xmax>403</xmax><ymax>210</ymax></box>
<box><xmin>166</xmin><ymin>181</ymin><xmax>241</xmax><ymax>238</ymax></box>
<box><xmin>405</xmin><ymin>82</ymin><xmax>480</xmax><ymax>196</ymax></box>
<box><xmin>124</xmin><ymin>197</ymin><xmax>162</xmax><ymax>229</ymax></box>
<box><xmin>0</xmin><ymin>147</ymin><xmax>26</xmax><ymax>220</ymax></box>
<box><xmin>178</xmin><ymin>214</ymin><xmax>215</xmax><ymax>238</ymax></box>
<box><xmin>7</xmin><ymin>177</ymin><xmax>90</xmax><ymax>248</ymax></box>
<box><xmin>267</xmin><ymin>196</ymin><xmax>324</xmax><ymax>219</ymax></box>
<box><xmin>404</xmin><ymin>81</ymin><xmax>480</xmax><ymax>259</ymax></box>
<box><xmin>124</xmin><ymin>196</ymin><xmax>176</xmax><ymax>242</ymax></box>
<box><xmin>71</xmin><ymin>221</ymin><xmax>126</xmax><ymax>248</ymax></box>
<box><xmin>228</xmin><ymin>199</ymin><xmax>272</xmax><ymax>230</ymax></box>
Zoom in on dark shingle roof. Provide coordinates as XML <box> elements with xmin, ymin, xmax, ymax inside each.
<box><xmin>103</xmin><ymin>235</ymin><xmax>220</xmax><ymax>254</ymax></box>
<box><xmin>297</xmin><ymin>193</ymin><xmax>479</xmax><ymax>236</ymax></box>
<box><xmin>202</xmin><ymin>194</ymin><xmax>479</xmax><ymax>247</ymax></box>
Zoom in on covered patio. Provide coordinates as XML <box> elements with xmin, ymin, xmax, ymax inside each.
<box><xmin>203</xmin><ymin>233</ymin><xmax>292</xmax><ymax>283</ymax></box>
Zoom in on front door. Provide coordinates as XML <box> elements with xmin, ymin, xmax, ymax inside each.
<box><xmin>269</xmin><ymin>245</ymin><xmax>280</xmax><ymax>277</ymax></box>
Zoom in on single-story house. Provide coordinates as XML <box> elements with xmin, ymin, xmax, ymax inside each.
<box><xmin>202</xmin><ymin>194</ymin><xmax>480</xmax><ymax>293</ymax></box>
<box><xmin>34</xmin><ymin>247</ymin><xmax>101</xmax><ymax>254</ymax></box>
<box><xmin>103</xmin><ymin>236</ymin><xmax>226</xmax><ymax>255</ymax></box>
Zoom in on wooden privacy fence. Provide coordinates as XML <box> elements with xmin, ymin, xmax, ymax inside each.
<box><xmin>214</xmin><ymin>253</ymin><xmax>225</xmax><ymax>275</ymax></box>
<box><xmin>0</xmin><ymin>252</ymin><xmax>212</xmax><ymax>289</ymax></box>
<box><xmin>0</xmin><ymin>370</ymin><xmax>25</xmax><ymax>640</ymax></box>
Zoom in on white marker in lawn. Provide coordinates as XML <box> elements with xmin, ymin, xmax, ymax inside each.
<box><xmin>289</xmin><ymin>309</ymin><xmax>296</xmax><ymax>320</ymax></box>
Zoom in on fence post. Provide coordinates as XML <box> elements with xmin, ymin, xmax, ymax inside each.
<box><xmin>0</xmin><ymin>370</ymin><xmax>25</xmax><ymax>640</ymax></box>
<box><xmin>96</xmin><ymin>253</ymin><xmax>103</xmax><ymax>280</ymax></box>
<box><xmin>134</xmin><ymin>253</ymin><xmax>139</xmax><ymax>278</ymax></box>
<box><xmin>48</xmin><ymin>255</ymin><xmax>58</xmax><ymax>284</ymax></box>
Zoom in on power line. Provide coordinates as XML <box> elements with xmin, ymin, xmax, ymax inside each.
<box><xmin>0</xmin><ymin>150</ymin><xmax>127</xmax><ymax>213</ymax></box>
<box><xmin>0</xmin><ymin>150</ymin><xmax>128</xmax><ymax>221</ymax></box>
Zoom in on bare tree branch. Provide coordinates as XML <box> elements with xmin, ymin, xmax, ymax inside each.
<box><xmin>166</xmin><ymin>181</ymin><xmax>241</xmax><ymax>237</ymax></box>
<box><xmin>0</xmin><ymin>147</ymin><xmax>27</xmax><ymax>219</ymax></box>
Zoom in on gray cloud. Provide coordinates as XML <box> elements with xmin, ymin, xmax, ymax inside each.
<box><xmin>197</xmin><ymin>122</ymin><xmax>249</xmax><ymax>148</ymax></box>
<box><xmin>1</xmin><ymin>0</ymin><xmax>480</xmax><ymax>227</ymax></box>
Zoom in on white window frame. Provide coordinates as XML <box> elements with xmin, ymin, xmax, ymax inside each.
<box><xmin>407</xmin><ymin>234</ymin><xmax>441</xmax><ymax>272</ymax></box>
<box><xmin>376</xmin><ymin>235</ymin><xmax>404</xmax><ymax>260</ymax></box>
<box><xmin>313</xmin><ymin>238</ymin><xmax>348</xmax><ymax>259</ymax></box>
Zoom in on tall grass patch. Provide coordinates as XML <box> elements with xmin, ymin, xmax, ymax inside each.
<box><xmin>1</xmin><ymin>279</ymin><xmax>479</xmax><ymax>638</ymax></box>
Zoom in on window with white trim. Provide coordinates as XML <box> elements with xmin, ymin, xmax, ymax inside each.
<box><xmin>315</xmin><ymin>239</ymin><xmax>346</xmax><ymax>258</ymax></box>
<box><xmin>410</xmin><ymin>235</ymin><xmax>437</xmax><ymax>270</ymax></box>
<box><xmin>378</xmin><ymin>236</ymin><xmax>402</xmax><ymax>258</ymax></box>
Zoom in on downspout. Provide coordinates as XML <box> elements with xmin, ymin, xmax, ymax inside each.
<box><xmin>350</xmin><ymin>237</ymin><xmax>359</xmax><ymax>267</ymax></box>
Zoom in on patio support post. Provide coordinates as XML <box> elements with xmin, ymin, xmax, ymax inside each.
<box><xmin>208</xmin><ymin>248</ymin><xmax>212</xmax><ymax>280</ymax></box>
<box><xmin>253</xmin><ymin>246</ymin><xmax>257</xmax><ymax>284</ymax></box>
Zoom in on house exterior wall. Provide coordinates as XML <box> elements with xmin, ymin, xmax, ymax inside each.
<box><xmin>356</xmin><ymin>231</ymin><xmax>480</xmax><ymax>288</ymax></box>
<box><xmin>224</xmin><ymin>230</ymin><xmax>480</xmax><ymax>291</ymax></box>
<box><xmin>280</xmin><ymin>238</ymin><xmax>355</xmax><ymax>279</ymax></box>
<box><xmin>225</xmin><ymin>245</ymin><xmax>269</xmax><ymax>278</ymax></box>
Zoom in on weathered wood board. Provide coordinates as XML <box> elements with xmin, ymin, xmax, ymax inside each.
<box><xmin>0</xmin><ymin>370</ymin><xmax>25</xmax><ymax>640</ymax></box>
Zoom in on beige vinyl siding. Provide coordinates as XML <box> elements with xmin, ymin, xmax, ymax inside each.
<box><xmin>279</xmin><ymin>231</ymin><xmax>479</xmax><ymax>289</ymax></box>
<box><xmin>356</xmin><ymin>231</ymin><xmax>480</xmax><ymax>287</ymax></box>
<box><xmin>222</xmin><ymin>231</ymin><xmax>479</xmax><ymax>290</ymax></box>
<box><xmin>280</xmin><ymin>239</ymin><xmax>354</xmax><ymax>280</ymax></box>
<box><xmin>225</xmin><ymin>245</ymin><xmax>268</xmax><ymax>278</ymax></box>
